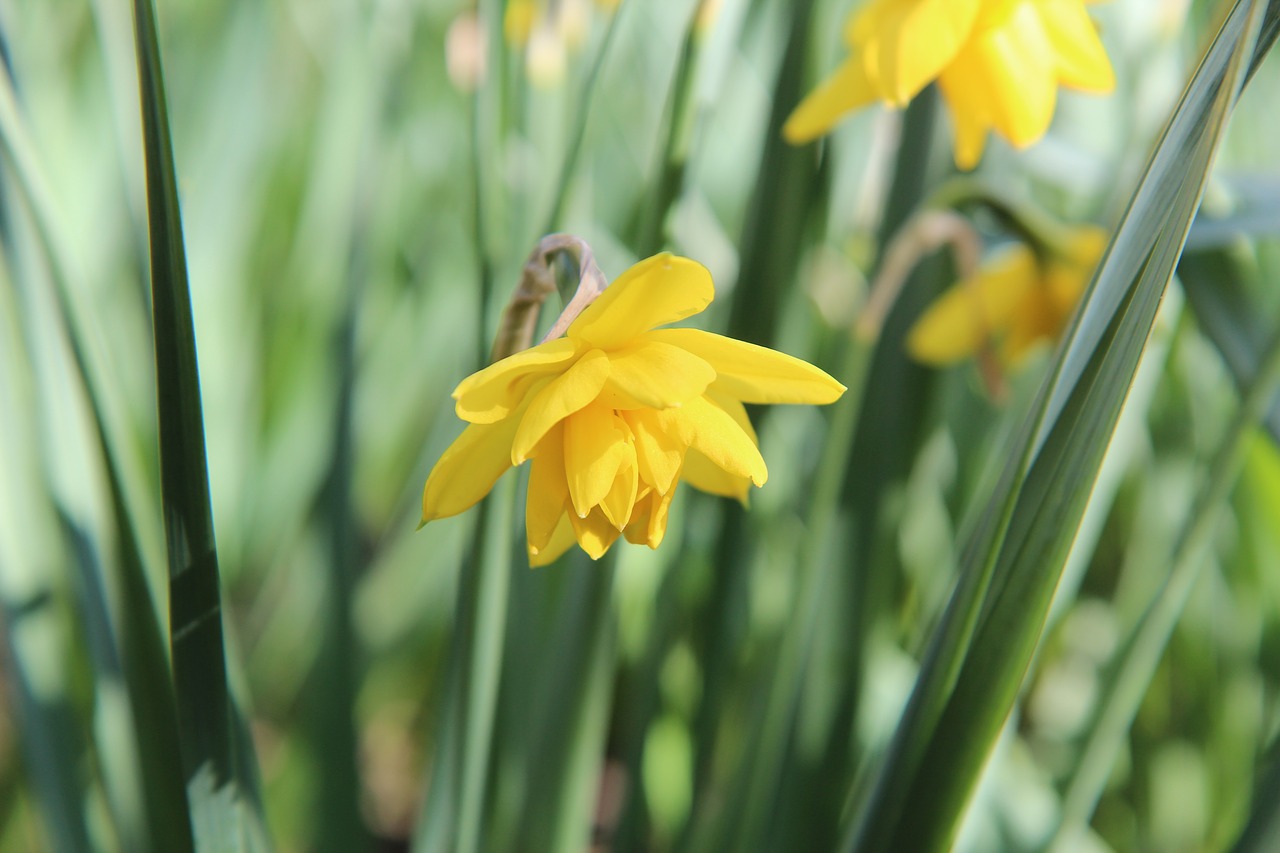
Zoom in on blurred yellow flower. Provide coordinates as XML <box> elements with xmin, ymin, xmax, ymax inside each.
<box><xmin>504</xmin><ymin>0</ymin><xmax>605</xmax><ymax>87</ymax></box>
<box><xmin>422</xmin><ymin>254</ymin><xmax>846</xmax><ymax>566</ymax></box>
<box><xmin>784</xmin><ymin>0</ymin><xmax>1115</xmax><ymax>168</ymax></box>
<box><xmin>504</xmin><ymin>0</ymin><xmax>539</xmax><ymax>46</ymax></box>
<box><xmin>906</xmin><ymin>225</ymin><xmax>1106</xmax><ymax>364</ymax></box>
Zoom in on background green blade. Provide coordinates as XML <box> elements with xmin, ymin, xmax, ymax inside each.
<box><xmin>846</xmin><ymin>2</ymin><xmax>1278</xmax><ymax>850</ymax></box>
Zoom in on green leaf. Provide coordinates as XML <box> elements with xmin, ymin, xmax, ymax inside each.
<box><xmin>724</xmin><ymin>0</ymin><xmax>824</xmax><ymax>349</ymax></box>
<box><xmin>0</xmin><ymin>29</ymin><xmax>196</xmax><ymax>853</ymax></box>
<box><xmin>1184</xmin><ymin>177</ymin><xmax>1280</xmax><ymax>250</ymax></box>
<box><xmin>307</xmin><ymin>284</ymin><xmax>369</xmax><ymax>853</ymax></box>
<box><xmin>509</xmin><ymin>552</ymin><xmax>617</xmax><ymax>853</ymax></box>
<box><xmin>413</xmin><ymin>482</ymin><xmax>515</xmax><ymax>853</ymax></box>
<box><xmin>131</xmin><ymin>0</ymin><xmax>270</xmax><ymax>848</ymax></box>
<box><xmin>844</xmin><ymin>3</ymin><xmax>1279</xmax><ymax>850</ymax></box>
<box><xmin>1232</xmin><ymin>740</ymin><xmax>1280</xmax><ymax>852</ymax></box>
<box><xmin>1180</xmin><ymin>244</ymin><xmax>1280</xmax><ymax>444</ymax></box>
<box><xmin>541</xmin><ymin>1</ymin><xmax>629</xmax><ymax>235</ymax></box>
<box><xmin>1051</xmin><ymin>325</ymin><xmax>1280</xmax><ymax>850</ymax></box>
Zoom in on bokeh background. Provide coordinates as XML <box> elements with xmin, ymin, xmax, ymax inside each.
<box><xmin>2</xmin><ymin>0</ymin><xmax>1280</xmax><ymax>851</ymax></box>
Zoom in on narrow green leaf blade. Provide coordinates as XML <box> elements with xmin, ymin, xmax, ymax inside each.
<box><xmin>0</xmin><ymin>37</ymin><xmax>196</xmax><ymax>853</ymax></box>
<box><xmin>1232</xmin><ymin>741</ymin><xmax>1280</xmax><ymax>853</ymax></box>
<box><xmin>1180</xmin><ymin>244</ymin><xmax>1280</xmax><ymax>443</ymax></box>
<box><xmin>131</xmin><ymin>0</ymin><xmax>269</xmax><ymax>847</ymax></box>
<box><xmin>846</xmin><ymin>3</ymin><xmax>1277</xmax><ymax>850</ymax></box>
<box><xmin>413</xmin><ymin>483</ymin><xmax>514</xmax><ymax>853</ymax></box>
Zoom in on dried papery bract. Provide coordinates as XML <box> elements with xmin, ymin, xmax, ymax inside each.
<box><xmin>489</xmin><ymin>233</ymin><xmax>609</xmax><ymax>362</ymax></box>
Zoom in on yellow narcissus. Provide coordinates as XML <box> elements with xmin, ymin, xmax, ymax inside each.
<box><xmin>421</xmin><ymin>254</ymin><xmax>846</xmax><ymax>566</ymax></box>
<box><xmin>906</xmin><ymin>225</ymin><xmax>1107</xmax><ymax>365</ymax></box>
<box><xmin>784</xmin><ymin>0</ymin><xmax>1115</xmax><ymax>168</ymax></box>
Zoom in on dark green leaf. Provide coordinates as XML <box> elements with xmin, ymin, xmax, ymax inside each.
<box><xmin>131</xmin><ymin>0</ymin><xmax>269</xmax><ymax>847</ymax></box>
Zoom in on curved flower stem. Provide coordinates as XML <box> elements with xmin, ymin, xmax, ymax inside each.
<box><xmin>860</xmin><ymin>207</ymin><xmax>1015</xmax><ymax>397</ymax></box>
<box><xmin>856</xmin><ymin>209</ymin><xmax>983</xmax><ymax>343</ymax></box>
<box><xmin>490</xmin><ymin>233</ymin><xmax>608</xmax><ymax>361</ymax></box>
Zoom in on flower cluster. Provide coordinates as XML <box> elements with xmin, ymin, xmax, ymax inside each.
<box><xmin>907</xmin><ymin>225</ymin><xmax>1107</xmax><ymax>365</ymax></box>
<box><xmin>421</xmin><ymin>254</ymin><xmax>845</xmax><ymax>566</ymax></box>
<box><xmin>785</xmin><ymin>0</ymin><xmax>1115</xmax><ymax>168</ymax></box>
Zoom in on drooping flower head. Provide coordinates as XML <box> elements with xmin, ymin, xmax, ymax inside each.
<box><xmin>906</xmin><ymin>224</ymin><xmax>1106</xmax><ymax>365</ymax></box>
<box><xmin>421</xmin><ymin>254</ymin><xmax>845</xmax><ymax>566</ymax></box>
<box><xmin>784</xmin><ymin>0</ymin><xmax>1115</xmax><ymax>168</ymax></box>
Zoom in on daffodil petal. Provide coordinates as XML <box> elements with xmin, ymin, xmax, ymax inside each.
<box><xmin>526</xmin><ymin>424</ymin><xmax>570</xmax><ymax>553</ymax></box>
<box><xmin>453</xmin><ymin>337</ymin><xmax>580</xmax><ymax>423</ymax></box>
<box><xmin>624</xmin><ymin>408</ymin><xmax>685</xmax><ymax>494</ymax></box>
<box><xmin>565</xmin><ymin>404</ymin><xmax>633</xmax><ymax>517</ymax></box>
<box><xmin>853</xmin><ymin>0</ymin><xmax>982</xmax><ymax>104</ymax></box>
<box><xmin>570</xmin><ymin>508</ymin><xmax>622</xmax><ymax>560</ymax></box>
<box><xmin>973</xmin><ymin>0</ymin><xmax>1022</xmax><ymax>30</ymax></box>
<box><xmin>706</xmin><ymin>390</ymin><xmax>759</xmax><ymax>448</ymax></box>
<box><xmin>422</xmin><ymin>418</ymin><xmax>519</xmax><ymax>522</ymax></box>
<box><xmin>906</xmin><ymin>244</ymin><xmax>1038</xmax><ymax>365</ymax></box>
<box><xmin>1039</xmin><ymin>0</ymin><xmax>1115</xmax><ymax>92</ymax></box>
<box><xmin>646</xmin><ymin>489</ymin><xmax>674</xmax><ymax>547</ymax></box>
<box><xmin>512</xmin><ymin>348</ymin><xmax>610</xmax><ymax>463</ymax></box>
<box><xmin>682</xmin><ymin>450</ymin><xmax>752</xmax><ymax>503</ymax></box>
<box><xmin>783</xmin><ymin>57</ymin><xmax>878</xmax><ymax>144</ymax></box>
<box><xmin>943</xmin><ymin>90</ymin><xmax>991</xmax><ymax>170</ymax></box>
<box><xmin>646</xmin><ymin>329</ymin><xmax>845</xmax><ymax>404</ymax></box>
<box><xmin>657</xmin><ymin>395</ymin><xmax>766</xmax><ymax>486</ymax></box>
<box><xmin>953</xmin><ymin>5</ymin><xmax>1058</xmax><ymax>149</ymax></box>
<box><xmin>602</xmin><ymin>340</ymin><xmax>716</xmax><ymax>409</ymax></box>
<box><xmin>1060</xmin><ymin>224</ymin><xmax>1109</xmax><ymax>266</ymax></box>
<box><xmin>1042</xmin><ymin>228</ymin><xmax>1106</xmax><ymax>339</ymax></box>
<box><xmin>600</xmin><ymin>454</ymin><xmax>639</xmax><ymax>531</ymax></box>
<box><xmin>624</xmin><ymin>488</ymin><xmax>675</xmax><ymax>548</ymax></box>
<box><xmin>530</xmin><ymin>514</ymin><xmax>577</xmax><ymax>567</ymax></box>
<box><xmin>1002</xmin><ymin>286</ymin><xmax>1061</xmax><ymax>362</ymax></box>
<box><xmin>568</xmin><ymin>254</ymin><xmax>714</xmax><ymax>349</ymax></box>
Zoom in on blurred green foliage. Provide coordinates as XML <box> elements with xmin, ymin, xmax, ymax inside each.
<box><xmin>1</xmin><ymin>0</ymin><xmax>1279</xmax><ymax>851</ymax></box>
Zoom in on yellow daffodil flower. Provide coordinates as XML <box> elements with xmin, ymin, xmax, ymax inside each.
<box><xmin>906</xmin><ymin>225</ymin><xmax>1106</xmax><ymax>364</ymax></box>
<box><xmin>422</xmin><ymin>254</ymin><xmax>846</xmax><ymax>566</ymax></box>
<box><xmin>784</xmin><ymin>0</ymin><xmax>1115</xmax><ymax>168</ymax></box>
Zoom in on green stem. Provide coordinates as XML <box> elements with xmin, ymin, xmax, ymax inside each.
<box><xmin>636</xmin><ymin>4</ymin><xmax>703</xmax><ymax>256</ymax></box>
<box><xmin>312</xmin><ymin>270</ymin><xmax>368</xmax><ymax>853</ymax></box>
<box><xmin>541</xmin><ymin>5</ymin><xmax>628</xmax><ymax>235</ymax></box>
<box><xmin>456</xmin><ymin>481</ymin><xmax>515</xmax><ymax>853</ymax></box>
<box><xmin>415</xmin><ymin>479</ymin><xmax>515</xmax><ymax>853</ymax></box>
<box><xmin>520</xmin><ymin>554</ymin><xmax>618</xmax><ymax>852</ymax></box>
<box><xmin>472</xmin><ymin>0</ymin><xmax>500</xmax><ymax>368</ymax></box>
<box><xmin>726</xmin><ymin>334</ymin><xmax>874</xmax><ymax>852</ymax></box>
